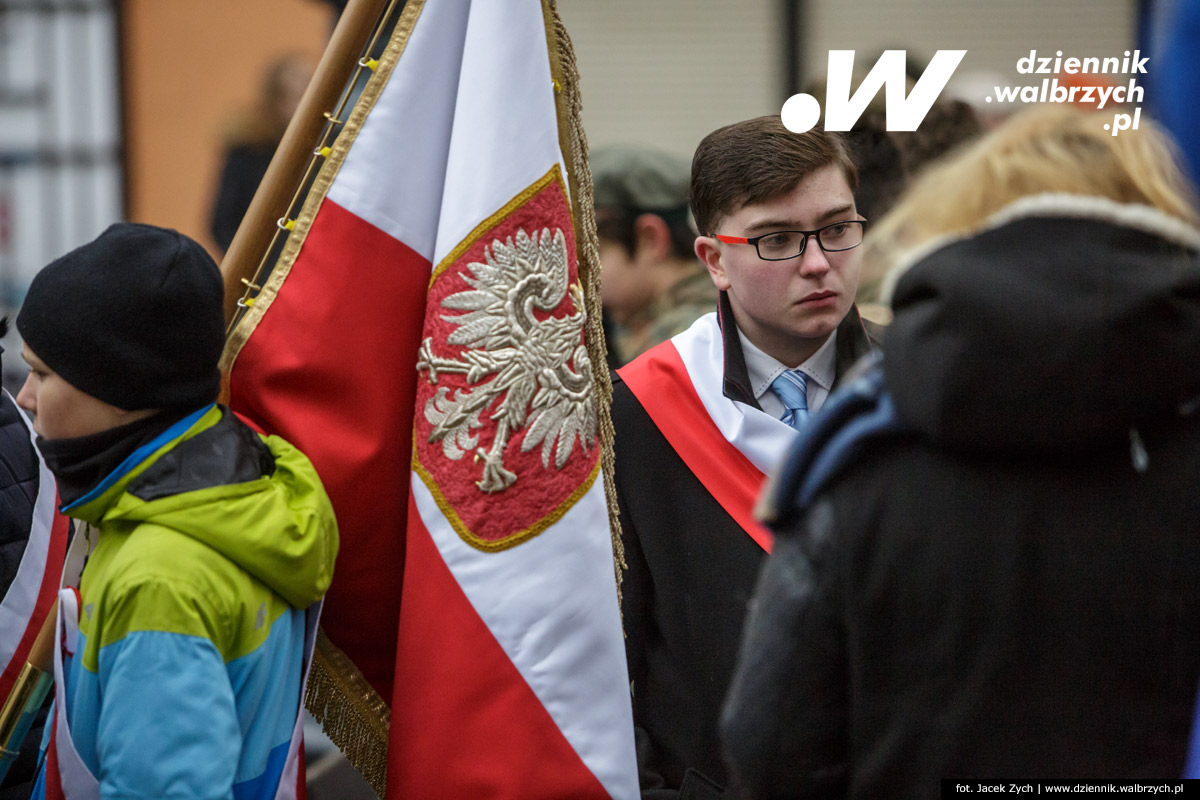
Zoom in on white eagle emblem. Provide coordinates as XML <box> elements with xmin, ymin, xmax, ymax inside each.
<box><xmin>416</xmin><ymin>227</ymin><xmax>596</xmax><ymax>494</ymax></box>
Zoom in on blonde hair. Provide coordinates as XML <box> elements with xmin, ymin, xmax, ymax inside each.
<box><xmin>859</xmin><ymin>106</ymin><xmax>1200</xmax><ymax>304</ymax></box>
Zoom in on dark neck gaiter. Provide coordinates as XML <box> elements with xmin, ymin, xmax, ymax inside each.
<box><xmin>36</xmin><ymin>410</ymin><xmax>188</xmax><ymax>507</ymax></box>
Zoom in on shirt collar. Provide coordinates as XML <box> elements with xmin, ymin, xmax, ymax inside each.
<box><xmin>738</xmin><ymin>328</ymin><xmax>839</xmax><ymax>403</ymax></box>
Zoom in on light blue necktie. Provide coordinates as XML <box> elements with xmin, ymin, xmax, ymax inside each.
<box><xmin>771</xmin><ymin>369</ymin><xmax>810</xmax><ymax>430</ymax></box>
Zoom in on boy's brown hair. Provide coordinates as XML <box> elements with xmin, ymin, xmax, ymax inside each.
<box><xmin>690</xmin><ymin>116</ymin><xmax>858</xmax><ymax>237</ymax></box>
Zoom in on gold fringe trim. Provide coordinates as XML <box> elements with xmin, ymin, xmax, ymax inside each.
<box><xmin>306</xmin><ymin>631</ymin><xmax>391</xmax><ymax>798</ymax></box>
<box><xmin>543</xmin><ymin>0</ymin><xmax>628</xmax><ymax>609</ymax></box>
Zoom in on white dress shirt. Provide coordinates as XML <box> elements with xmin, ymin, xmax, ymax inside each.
<box><xmin>737</xmin><ymin>329</ymin><xmax>838</xmax><ymax>419</ymax></box>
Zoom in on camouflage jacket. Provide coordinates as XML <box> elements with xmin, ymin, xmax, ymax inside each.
<box><xmin>612</xmin><ymin>267</ymin><xmax>716</xmax><ymax>365</ymax></box>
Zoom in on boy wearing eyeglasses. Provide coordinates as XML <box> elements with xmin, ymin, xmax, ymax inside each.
<box><xmin>612</xmin><ymin>115</ymin><xmax>882</xmax><ymax>798</ymax></box>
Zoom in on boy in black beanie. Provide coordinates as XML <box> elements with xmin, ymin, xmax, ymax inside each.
<box><xmin>16</xmin><ymin>223</ymin><xmax>338</xmax><ymax>800</ymax></box>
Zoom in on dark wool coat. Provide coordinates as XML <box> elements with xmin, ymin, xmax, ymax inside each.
<box><xmin>0</xmin><ymin>392</ymin><xmax>38</xmax><ymax>587</ymax></box>
<box><xmin>723</xmin><ymin>198</ymin><xmax>1200</xmax><ymax>799</ymax></box>
<box><xmin>0</xmin><ymin>389</ymin><xmax>47</xmax><ymax>797</ymax></box>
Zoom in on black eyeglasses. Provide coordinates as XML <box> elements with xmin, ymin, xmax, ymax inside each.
<box><xmin>713</xmin><ymin>220</ymin><xmax>866</xmax><ymax>261</ymax></box>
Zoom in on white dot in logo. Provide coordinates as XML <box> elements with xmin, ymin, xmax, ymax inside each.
<box><xmin>781</xmin><ymin>94</ymin><xmax>822</xmax><ymax>134</ymax></box>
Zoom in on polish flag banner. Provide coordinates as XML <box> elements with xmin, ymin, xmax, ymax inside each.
<box><xmin>0</xmin><ymin>392</ymin><xmax>68</xmax><ymax>701</ymax></box>
<box><xmin>222</xmin><ymin>1</ymin><xmax>636</xmax><ymax>797</ymax></box>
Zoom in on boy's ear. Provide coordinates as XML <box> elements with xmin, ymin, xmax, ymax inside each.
<box><xmin>694</xmin><ymin>236</ymin><xmax>730</xmax><ymax>291</ymax></box>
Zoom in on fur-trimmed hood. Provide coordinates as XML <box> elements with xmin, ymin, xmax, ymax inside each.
<box><xmin>882</xmin><ymin>194</ymin><xmax>1200</xmax><ymax>457</ymax></box>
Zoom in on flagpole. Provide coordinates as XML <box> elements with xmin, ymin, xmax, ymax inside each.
<box><xmin>0</xmin><ymin>599</ymin><xmax>56</xmax><ymax>781</ymax></box>
<box><xmin>219</xmin><ymin>0</ymin><xmax>391</xmax><ymax>324</ymax></box>
<box><xmin>216</xmin><ymin>3</ymin><xmax>401</xmax><ymax>793</ymax></box>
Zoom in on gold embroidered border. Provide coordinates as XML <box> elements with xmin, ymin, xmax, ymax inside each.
<box><xmin>428</xmin><ymin>164</ymin><xmax>571</xmax><ymax>286</ymax></box>
<box><xmin>418</xmin><ymin>163</ymin><xmax>596</xmax><ymax>554</ymax></box>
<box><xmin>220</xmin><ymin>0</ymin><xmax>429</xmax><ymax>375</ymax></box>
<box><xmin>413</xmin><ymin>447</ymin><xmax>601</xmax><ymax>553</ymax></box>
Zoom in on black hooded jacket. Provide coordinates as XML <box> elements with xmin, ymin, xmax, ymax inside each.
<box><xmin>0</xmin><ymin>392</ymin><xmax>37</xmax><ymax>585</ymax></box>
<box><xmin>0</xmin><ymin>390</ymin><xmax>47</xmax><ymax>797</ymax></box>
<box><xmin>721</xmin><ymin>196</ymin><xmax>1200</xmax><ymax>798</ymax></box>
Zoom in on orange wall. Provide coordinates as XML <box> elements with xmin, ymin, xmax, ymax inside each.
<box><xmin>121</xmin><ymin>0</ymin><xmax>333</xmax><ymax>258</ymax></box>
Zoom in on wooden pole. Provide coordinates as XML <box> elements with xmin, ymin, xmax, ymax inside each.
<box><xmin>0</xmin><ymin>599</ymin><xmax>57</xmax><ymax>781</ymax></box>
<box><xmin>220</xmin><ymin>0</ymin><xmax>390</xmax><ymax>323</ymax></box>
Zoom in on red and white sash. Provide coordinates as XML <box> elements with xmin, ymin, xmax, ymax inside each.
<box><xmin>617</xmin><ymin>313</ymin><xmax>797</xmax><ymax>552</ymax></box>
<box><xmin>0</xmin><ymin>391</ymin><xmax>68</xmax><ymax>703</ymax></box>
<box><xmin>45</xmin><ymin>529</ymin><xmax>320</xmax><ymax>800</ymax></box>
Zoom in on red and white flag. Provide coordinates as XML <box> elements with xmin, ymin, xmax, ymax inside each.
<box><xmin>0</xmin><ymin>392</ymin><xmax>68</xmax><ymax>701</ymax></box>
<box><xmin>224</xmin><ymin>1</ymin><xmax>637</xmax><ymax>797</ymax></box>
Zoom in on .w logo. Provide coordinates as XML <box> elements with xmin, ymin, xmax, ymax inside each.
<box><xmin>782</xmin><ymin>50</ymin><xmax>967</xmax><ymax>133</ymax></box>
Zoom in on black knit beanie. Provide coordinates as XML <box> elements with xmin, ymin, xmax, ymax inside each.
<box><xmin>16</xmin><ymin>223</ymin><xmax>225</xmax><ymax>411</ymax></box>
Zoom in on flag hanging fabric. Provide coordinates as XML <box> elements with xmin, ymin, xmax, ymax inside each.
<box><xmin>222</xmin><ymin>0</ymin><xmax>637</xmax><ymax>797</ymax></box>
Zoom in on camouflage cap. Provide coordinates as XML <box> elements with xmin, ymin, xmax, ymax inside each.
<box><xmin>591</xmin><ymin>144</ymin><xmax>691</xmax><ymax>213</ymax></box>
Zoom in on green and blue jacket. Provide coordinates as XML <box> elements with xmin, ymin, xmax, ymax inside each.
<box><xmin>33</xmin><ymin>405</ymin><xmax>338</xmax><ymax>800</ymax></box>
